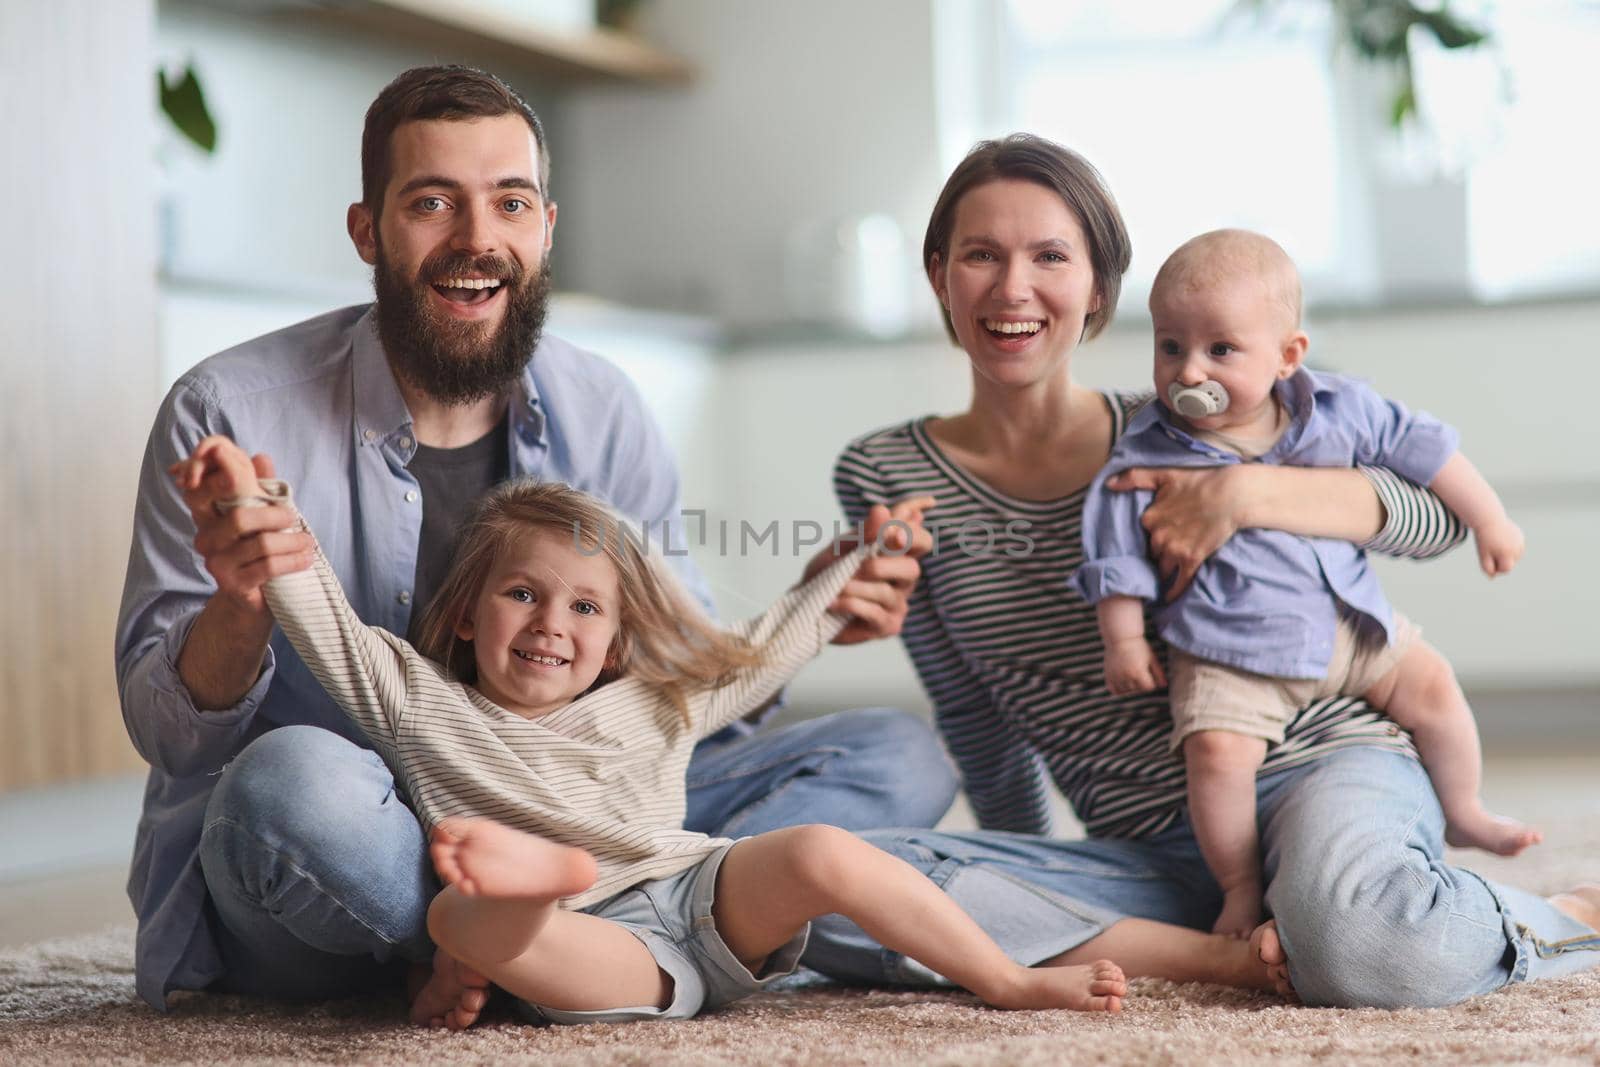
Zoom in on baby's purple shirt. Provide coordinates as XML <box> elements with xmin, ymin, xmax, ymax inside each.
<box><xmin>1073</xmin><ymin>368</ymin><xmax>1460</xmax><ymax>679</ymax></box>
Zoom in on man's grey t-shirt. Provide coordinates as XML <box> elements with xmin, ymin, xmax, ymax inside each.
<box><xmin>407</xmin><ymin>418</ymin><xmax>510</xmax><ymax>641</ymax></box>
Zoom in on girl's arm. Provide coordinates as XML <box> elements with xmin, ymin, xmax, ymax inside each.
<box><xmin>174</xmin><ymin>437</ymin><xmax>413</xmax><ymax>748</ymax></box>
<box><xmin>262</xmin><ymin>517</ymin><xmax>413</xmax><ymax>747</ymax></box>
<box><xmin>1104</xmin><ymin>464</ymin><xmax>1467</xmax><ymax>599</ymax></box>
<box><xmin>697</xmin><ymin>544</ymin><xmax>871</xmax><ymax>735</ymax></box>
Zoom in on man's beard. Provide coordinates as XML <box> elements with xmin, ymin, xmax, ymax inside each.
<box><xmin>371</xmin><ymin>240</ymin><xmax>551</xmax><ymax>406</ymax></box>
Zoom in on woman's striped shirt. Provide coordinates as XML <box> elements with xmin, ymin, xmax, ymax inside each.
<box><xmin>264</xmin><ymin>514</ymin><xmax>862</xmax><ymax>909</ymax></box>
<box><xmin>833</xmin><ymin>390</ymin><xmax>1466</xmax><ymax>840</ymax></box>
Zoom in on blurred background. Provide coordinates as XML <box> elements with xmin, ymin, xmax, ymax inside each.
<box><xmin>2</xmin><ymin>0</ymin><xmax>1596</xmax><ymax>940</ymax></box>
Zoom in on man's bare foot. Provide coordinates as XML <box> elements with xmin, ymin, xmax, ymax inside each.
<box><xmin>409</xmin><ymin>948</ymin><xmax>492</xmax><ymax>1030</ymax></box>
<box><xmin>1249</xmin><ymin>919</ymin><xmax>1299</xmax><ymax>1002</ymax></box>
<box><xmin>1444</xmin><ymin>808</ymin><xmax>1542</xmax><ymax>856</ymax></box>
<box><xmin>430</xmin><ymin>818</ymin><xmax>597</xmax><ymax>899</ymax></box>
<box><xmin>1549</xmin><ymin>883</ymin><xmax>1600</xmax><ymax>933</ymax></box>
<box><xmin>986</xmin><ymin>959</ymin><xmax>1127</xmax><ymax>1013</ymax></box>
<box><xmin>1212</xmin><ymin>885</ymin><xmax>1263</xmax><ymax>939</ymax></box>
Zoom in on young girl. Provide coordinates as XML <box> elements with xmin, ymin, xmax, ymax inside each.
<box><xmin>173</xmin><ymin>435</ymin><xmax>1135</xmax><ymax>1028</ymax></box>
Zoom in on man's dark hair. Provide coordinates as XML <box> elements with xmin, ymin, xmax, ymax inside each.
<box><xmin>361</xmin><ymin>65</ymin><xmax>551</xmax><ymax>215</ymax></box>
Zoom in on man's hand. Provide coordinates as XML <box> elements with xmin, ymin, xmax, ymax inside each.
<box><xmin>1105</xmin><ymin>466</ymin><xmax>1244</xmax><ymax>601</ymax></box>
<box><xmin>169</xmin><ymin>435</ymin><xmax>312</xmax><ymax>616</ymax></box>
<box><xmin>1474</xmin><ymin>517</ymin><xmax>1524</xmax><ymax>577</ymax></box>
<box><xmin>1102</xmin><ymin>636</ymin><xmax>1166</xmax><ymax>696</ymax></box>
<box><xmin>802</xmin><ymin>496</ymin><xmax>936</xmax><ymax>646</ymax></box>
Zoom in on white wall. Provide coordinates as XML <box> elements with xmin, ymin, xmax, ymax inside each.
<box><xmin>559</xmin><ymin>0</ymin><xmax>946</xmax><ymax>329</ymax></box>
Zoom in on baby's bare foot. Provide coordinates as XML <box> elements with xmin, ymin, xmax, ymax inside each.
<box><xmin>987</xmin><ymin>959</ymin><xmax>1127</xmax><ymax>1013</ymax></box>
<box><xmin>430</xmin><ymin>818</ymin><xmax>597</xmax><ymax>899</ymax></box>
<box><xmin>1212</xmin><ymin>886</ymin><xmax>1263</xmax><ymax>939</ymax></box>
<box><xmin>1249</xmin><ymin>919</ymin><xmax>1298</xmax><ymax>1002</ymax></box>
<box><xmin>409</xmin><ymin>948</ymin><xmax>491</xmax><ymax>1030</ymax></box>
<box><xmin>1549</xmin><ymin>883</ymin><xmax>1600</xmax><ymax>933</ymax></box>
<box><xmin>1444</xmin><ymin>809</ymin><xmax>1542</xmax><ymax>856</ymax></box>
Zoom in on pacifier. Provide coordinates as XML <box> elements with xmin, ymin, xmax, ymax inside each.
<box><xmin>1166</xmin><ymin>380</ymin><xmax>1231</xmax><ymax>418</ymax></box>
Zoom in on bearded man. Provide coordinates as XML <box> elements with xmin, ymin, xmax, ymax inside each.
<box><xmin>115</xmin><ymin>66</ymin><xmax>956</xmax><ymax>1014</ymax></box>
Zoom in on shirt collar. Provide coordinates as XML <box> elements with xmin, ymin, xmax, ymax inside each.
<box><xmin>351</xmin><ymin>305</ymin><xmax>549</xmax><ymax>452</ymax></box>
<box><xmin>1269</xmin><ymin>367</ymin><xmax>1318</xmax><ymax>456</ymax></box>
<box><xmin>510</xmin><ymin>345</ymin><xmax>548</xmax><ymax>449</ymax></box>
<box><xmin>351</xmin><ymin>308</ymin><xmax>414</xmax><ymax>447</ymax></box>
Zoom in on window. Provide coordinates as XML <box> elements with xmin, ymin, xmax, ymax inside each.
<box><xmin>941</xmin><ymin>0</ymin><xmax>1600</xmax><ymax>309</ymax></box>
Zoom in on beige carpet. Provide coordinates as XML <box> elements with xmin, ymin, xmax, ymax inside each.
<box><xmin>1</xmin><ymin>924</ymin><xmax>1597</xmax><ymax>1067</ymax></box>
<box><xmin>6</xmin><ymin>844</ymin><xmax>1600</xmax><ymax>1067</ymax></box>
<box><xmin>4</xmin><ymin>803</ymin><xmax>1598</xmax><ymax>1066</ymax></box>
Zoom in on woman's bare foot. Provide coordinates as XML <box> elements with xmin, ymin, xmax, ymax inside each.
<box><xmin>408</xmin><ymin>948</ymin><xmax>492</xmax><ymax>1030</ymax></box>
<box><xmin>1249</xmin><ymin>920</ymin><xmax>1299</xmax><ymax>1002</ymax></box>
<box><xmin>986</xmin><ymin>959</ymin><xmax>1127</xmax><ymax>1013</ymax></box>
<box><xmin>1444</xmin><ymin>808</ymin><xmax>1542</xmax><ymax>856</ymax></box>
<box><xmin>1549</xmin><ymin>884</ymin><xmax>1600</xmax><ymax>932</ymax></box>
<box><xmin>430</xmin><ymin>818</ymin><xmax>597</xmax><ymax>899</ymax></box>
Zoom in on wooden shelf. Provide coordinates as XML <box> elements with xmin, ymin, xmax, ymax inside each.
<box><xmin>309</xmin><ymin>0</ymin><xmax>696</xmax><ymax>87</ymax></box>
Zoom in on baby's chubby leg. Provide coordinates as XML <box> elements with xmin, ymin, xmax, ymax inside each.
<box><xmin>1365</xmin><ymin>642</ymin><xmax>1540</xmax><ymax>856</ymax></box>
<box><xmin>1183</xmin><ymin>730</ymin><xmax>1270</xmax><ymax>938</ymax></box>
<box><xmin>713</xmin><ymin>825</ymin><xmax>1127</xmax><ymax>1012</ymax></box>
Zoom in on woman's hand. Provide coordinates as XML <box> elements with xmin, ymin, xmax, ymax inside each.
<box><xmin>804</xmin><ymin>496</ymin><xmax>936</xmax><ymax>645</ymax></box>
<box><xmin>1104</xmin><ymin>466</ymin><xmax>1248</xmax><ymax>600</ymax></box>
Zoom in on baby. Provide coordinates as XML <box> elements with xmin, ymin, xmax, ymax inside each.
<box><xmin>1075</xmin><ymin>229</ymin><xmax>1537</xmax><ymax>937</ymax></box>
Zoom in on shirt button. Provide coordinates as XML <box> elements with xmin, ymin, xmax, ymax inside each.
<box><xmin>398</xmin><ymin>591</ymin><xmax>412</xmax><ymax>605</ymax></box>
<box><xmin>405</xmin><ymin>490</ymin><xmax>419</xmax><ymax>503</ymax></box>
<box><xmin>398</xmin><ymin>436</ymin><xmax>413</xmax><ymax>450</ymax></box>
<box><xmin>363</xmin><ymin>429</ymin><xmax>377</xmax><ymax>442</ymax></box>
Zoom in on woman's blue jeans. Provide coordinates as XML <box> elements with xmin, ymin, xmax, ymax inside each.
<box><xmin>196</xmin><ymin>709</ymin><xmax>958</xmax><ymax>999</ymax></box>
<box><xmin>805</xmin><ymin>746</ymin><xmax>1600</xmax><ymax>1007</ymax></box>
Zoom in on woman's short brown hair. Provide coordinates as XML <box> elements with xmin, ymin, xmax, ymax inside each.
<box><xmin>923</xmin><ymin>133</ymin><xmax>1131</xmax><ymax>344</ymax></box>
<box><xmin>361</xmin><ymin>65</ymin><xmax>551</xmax><ymax>215</ymax></box>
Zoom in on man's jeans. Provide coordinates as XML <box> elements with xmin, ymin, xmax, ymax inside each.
<box><xmin>198</xmin><ymin>709</ymin><xmax>958</xmax><ymax>999</ymax></box>
<box><xmin>804</xmin><ymin>746</ymin><xmax>1600</xmax><ymax>1008</ymax></box>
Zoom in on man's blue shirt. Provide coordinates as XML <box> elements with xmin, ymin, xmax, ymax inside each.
<box><xmin>1073</xmin><ymin>369</ymin><xmax>1459</xmax><ymax>679</ymax></box>
<box><xmin>114</xmin><ymin>305</ymin><xmax>710</xmax><ymax>1008</ymax></box>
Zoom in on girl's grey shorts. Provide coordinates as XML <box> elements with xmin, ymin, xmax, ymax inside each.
<box><xmin>513</xmin><ymin>843</ymin><xmax>810</xmax><ymax>1025</ymax></box>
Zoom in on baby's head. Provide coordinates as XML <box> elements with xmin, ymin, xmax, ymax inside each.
<box><xmin>1147</xmin><ymin>229</ymin><xmax>1308</xmax><ymax>432</ymax></box>
<box><xmin>413</xmin><ymin>481</ymin><xmax>757</xmax><ymax>719</ymax></box>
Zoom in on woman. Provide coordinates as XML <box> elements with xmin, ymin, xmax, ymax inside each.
<box><xmin>802</xmin><ymin>134</ymin><xmax>1600</xmax><ymax>1007</ymax></box>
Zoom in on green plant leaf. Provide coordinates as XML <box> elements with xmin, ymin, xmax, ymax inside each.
<box><xmin>1390</xmin><ymin>80</ymin><xmax>1416</xmax><ymax>128</ymax></box>
<box><xmin>1417</xmin><ymin>9</ymin><xmax>1487</xmax><ymax>50</ymax></box>
<box><xmin>158</xmin><ymin>64</ymin><xmax>217</xmax><ymax>154</ymax></box>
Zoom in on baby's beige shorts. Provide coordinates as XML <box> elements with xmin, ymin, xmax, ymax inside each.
<box><xmin>1168</xmin><ymin>612</ymin><xmax>1421</xmax><ymax>751</ymax></box>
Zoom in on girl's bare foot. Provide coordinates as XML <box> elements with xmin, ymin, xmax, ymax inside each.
<box><xmin>985</xmin><ymin>959</ymin><xmax>1127</xmax><ymax>1013</ymax></box>
<box><xmin>408</xmin><ymin>948</ymin><xmax>491</xmax><ymax>1030</ymax></box>
<box><xmin>1549</xmin><ymin>883</ymin><xmax>1600</xmax><ymax>932</ymax></box>
<box><xmin>1249</xmin><ymin>919</ymin><xmax>1299</xmax><ymax>1001</ymax></box>
<box><xmin>429</xmin><ymin>818</ymin><xmax>597</xmax><ymax>899</ymax></box>
<box><xmin>1444</xmin><ymin>808</ymin><xmax>1542</xmax><ymax>856</ymax></box>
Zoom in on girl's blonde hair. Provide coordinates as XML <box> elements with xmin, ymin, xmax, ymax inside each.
<box><xmin>412</xmin><ymin>480</ymin><xmax>762</xmax><ymax>717</ymax></box>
